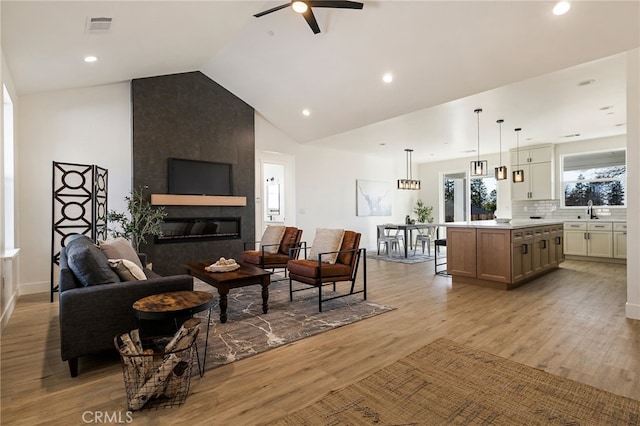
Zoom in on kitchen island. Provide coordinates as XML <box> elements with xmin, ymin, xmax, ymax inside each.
<box><xmin>445</xmin><ymin>220</ymin><xmax>565</xmax><ymax>289</ymax></box>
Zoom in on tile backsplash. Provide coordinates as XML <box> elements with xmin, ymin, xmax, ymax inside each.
<box><xmin>512</xmin><ymin>200</ymin><xmax>626</xmax><ymax>221</ymax></box>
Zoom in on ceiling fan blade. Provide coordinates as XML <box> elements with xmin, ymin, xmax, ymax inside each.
<box><xmin>253</xmin><ymin>3</ymin><xmax>291</xmax><ymax>18</ymax></box>
<box><xmin>302</xmin><ymin>8</ymin><xmax>321</xmax><ymax>34</ymax></box>
<box><xmin>308</xmin><ymin>0</ymin><xmax>364</xmax><ymax>9</ymax></box>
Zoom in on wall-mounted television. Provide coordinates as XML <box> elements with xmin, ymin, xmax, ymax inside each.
<box><xmin>168</xmin><ymin>158</ymin><xmax>233</xmax><ymax>196</ymax></box>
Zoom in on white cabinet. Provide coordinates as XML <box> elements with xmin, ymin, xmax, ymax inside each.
<box><xmin>613</xmin><ymin>223</ymin><xmax>627</xmax><ymax>259</ymax></box>
<box><xmin>587</xmin><ymin>222</ymin><xmax>612</xmax><ymax>258</ymax></box>
<box><xmin>564</xmin><ymin>221</ymin><xmax>623</xmax><ymax>259</ymax></box>
<box><xmin>564</xmin><ymin>222</ymin><xmax>587</xmax><ymax>255</ymax></box>
<box><xmin>510</xmin><ymin>145</ymin><xmax>553</xmax><ymax>200</ymax></box>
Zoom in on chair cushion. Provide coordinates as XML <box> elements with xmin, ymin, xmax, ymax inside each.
<box><xmin>108</xmin><ymin>259</ymin><xmax>147</xmax><ymax>281</ymax></box>
<box><xmin>99</xmin><ymin>237</ymin><xmax>144</xmax><ymax>270</ymax></box>
<box><xmin>260</xmin><ymin>225</ymin><xmax>286</xmax><ymax>254</ymax></box>
<box><xmin>65</xmin><ymin>235</ymin><xmax>121</xmax><ymax>287</ymax></box>
<box><xmin>241</xmin><ymin>250</ymin><xmax>290</xmax><ymax>267</ymax></box>
<box><xmin>279</xmin><ymin>227</ymin><xmax>300</xmax><ymax>255</ymax></box>
<box><xmin>287</xmin><ymin>259</ymin><xmax>352</xmax><ymax>279</ymax></box>
<box><xmin>309</xmin><ymin>228</ymin><xmax>345</xmax><ymax>264</ymax></box>
<box><xmin>337</xmin><ymin>230</ymin><xmax>359</xmax><ymax>265</ymax></box>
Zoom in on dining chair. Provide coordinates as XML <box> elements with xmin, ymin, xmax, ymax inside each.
<box><xmin>413</xmin><ymin>226</ymin><xmax>435</xmax><ymax>256</ymax></box>
<box><xmin>377</xmin><ymin>224</ymin><xmax>404</xmax><ymax>257</ymax></box>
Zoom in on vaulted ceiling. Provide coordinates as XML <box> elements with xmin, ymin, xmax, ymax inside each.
<box><xmin>2</xmin><ymin>1</ymin><xmax>638</xmax><ymax>163</ymax></box>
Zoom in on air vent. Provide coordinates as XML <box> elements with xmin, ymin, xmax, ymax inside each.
<box><xmin>86</xmin><ymin>17</ymin><xmax>113</xmax><ymax>33</ymax></box>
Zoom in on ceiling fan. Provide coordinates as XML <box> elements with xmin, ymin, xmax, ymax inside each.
<box><xmin>254</xmin><ymin>1</ymin><xmax>364</xmax><ymax>34</ymax></box>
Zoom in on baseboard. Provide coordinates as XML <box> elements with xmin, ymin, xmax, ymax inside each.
<box><xmin>19</xmin><ymin>280</ymin><xmax>50</xmax><ymax>295</ymax></box>
<box><xmin>0</xmin><ymin>292</ymin><xmax>16</xmax><ymax>332</ymax></box>
<box><xmin>625</xmin><ymin>302</ymin><xmax>640</xmax><ymax>320</ymax></box>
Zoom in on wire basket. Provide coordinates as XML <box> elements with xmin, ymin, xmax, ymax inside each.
<box><xmin>114</xmin><ymin>335</ymin><xmax>196</xmax><ymax>411</ymax></box>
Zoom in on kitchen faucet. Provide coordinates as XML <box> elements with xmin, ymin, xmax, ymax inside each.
<box><xmin>586</xmin><ymin>200</ymin><xmax>596</xmax><ymax>219</ymax></box>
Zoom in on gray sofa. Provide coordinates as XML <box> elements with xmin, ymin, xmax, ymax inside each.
<box><xmin>58</xmin><ymin>235</ymin><xmax>193</xmax><ymax>377</ymax></box>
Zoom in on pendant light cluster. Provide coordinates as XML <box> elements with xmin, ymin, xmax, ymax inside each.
<box><xmin>495</xmin><ymin>119</ymin><xmax>507</xmax><ymax>180</ymax></box>
<box><xmin>512</xmin><ymin>128</ymin><xmax>525</xmax><ymax>182</ymax></box>
<box><xmin>470</xmin><ymin>108</ymin><xmax>488</xmax><ymax>176</ymax></box>
<box><xmin>397</xmin><ymin>148</ymin><xmax>421</xmax><ymax>190</ymax></box>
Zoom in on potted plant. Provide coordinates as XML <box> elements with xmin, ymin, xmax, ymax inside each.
<box><xmin>107</xmin><ymin>187</ymin><xmax>166</xmax><ymax>251</ymax></box>
<box><xmin>413</xmin><ymin>199</ymin><xmax>434</xmax><ymax>223</ymax></box>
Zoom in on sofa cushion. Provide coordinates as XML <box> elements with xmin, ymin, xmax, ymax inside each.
<box><xmin>309</xmin><ymin>228</ymin><xmax>345</xmax><ymax>265</ymax></box>
<box><xmin>99</xmin><ymin>237</ymin><xmax>144</xmax><ymax>270</ymax></box>
<box><xmin>260</xmin><ymin>225</ymin><xmax>286</xmax><ymax>254</ymax></box>
<box><xmin>109</xmin><ymin>259</ymin><xmax>147</xmax><ymax>281</ymax></box>
<box><xmin>242</xmin><ymin>250</ymin><xmax>290</xmax><ymax>267</ymax></box>
<box><xmin>65</xmin><ymin>236</ymin><xmax>121</xmax><ymax>287</ymax></box>
<box><xmin>279</xmin><ymin>227</ymin><xmax>300</xmax><ymax>255</ymax></box>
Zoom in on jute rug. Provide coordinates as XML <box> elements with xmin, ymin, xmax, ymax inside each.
<box><xmin>193</xmin><ymin>279</ymin><xmax>394</xmax><ymax>371</ymax></box>
<box><xmin>273</xmin><ymin>338</ymin><xmax>640</xmax><ymax>425</ymax></box>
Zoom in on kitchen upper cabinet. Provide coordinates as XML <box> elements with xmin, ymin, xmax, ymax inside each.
<box><xmin>510</xmin><ymin>145</ymin><xmax>554</xmax><ymax>200</ymax></box>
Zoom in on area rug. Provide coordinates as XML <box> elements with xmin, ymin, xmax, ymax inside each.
<box><xmin>367</xmin><ymin>252</ymin><xmax>435</xmax><ymax>264</ymax></box>
<box><xmin>193</xmin><ymin>280</ymin><xmax>394</xmax><ymax>371</ymax></box>
<box><xmin>273</xmin><ymin>338</ymin><xmax>640</xmax><ymax>425</ymax></box>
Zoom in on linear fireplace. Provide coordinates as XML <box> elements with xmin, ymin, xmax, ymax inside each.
<box><xmin>155</xmin><ymin>217</ymin><xmax>241</xmax><ymax>243</ymax></box>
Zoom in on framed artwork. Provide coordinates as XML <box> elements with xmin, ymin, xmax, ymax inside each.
<box><xmin>356</xmin><ymin>179</ymin><xmax>392</xmax><ymax>216</ymax></box>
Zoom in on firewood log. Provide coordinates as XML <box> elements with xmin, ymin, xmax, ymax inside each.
<box><xmin>129</xmin><ymin>354</ymin><xmax>180</xmax><ymax>410</ymax></box>
<box><xmin>163</xmin><ymin>360</ymin><xmax>190</xmax><ymax>398</ymax></box>
<box><xmin>164</xmin><ymin>318</ymin><xmax>201</xmax><ymax>353</ymax></box>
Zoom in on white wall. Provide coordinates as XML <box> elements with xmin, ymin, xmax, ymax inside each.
<box><xmin>625</xmin><ymin>48</ymin><xmax>639</xmax><ymax>320</ymax></box>
<box><xmin>255</xmin><ymin>113</ymin><xmax>418</xmax><ymax>251</ymax></box>
<box><xmin>17</xmin><ymin>83</ymin><xmax>132</xmax><ymax>294</ymax></box>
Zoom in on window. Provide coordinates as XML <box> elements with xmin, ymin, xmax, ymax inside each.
<box><xmin>470</xmin><ymin>177</ymin><xmax>496</xmax><ymax>220</ymax></box>
<box><xmin>3</xmin><ymin>85</ymin><xmax>15</xmax><ymax>249</ymax></box>
<box><xmin>562</xmin><ymin>150</ymin><xmax>626</xmax><ymax>207</ymax></box>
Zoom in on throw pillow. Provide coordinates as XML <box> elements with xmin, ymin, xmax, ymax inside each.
<box><xmin>109</xmin><ymin>259</ymin><xmax>147</xmax><ymax>281</ymax></box>
<box><xmin>260</xmin><ymin>225</ymin><xmax>286</xmax><ymax>254</ymax></box>
<box><xmin>309</xmin><ymin>228</ymin><xmax>345</xmax><ymax>264</ymax></box>
<box><xmin>99</xmin><ymin>237</ymin><xmax>144</xmax><ymax>270</ymax></box>
<box><xmin>65</xmin><ymin>235</ymin><xmax>121</xmax><ymax>286</ymax></box>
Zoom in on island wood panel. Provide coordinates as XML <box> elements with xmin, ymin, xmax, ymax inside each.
<box><xmin>446</xmin><ymin>227</ymin><xmax>476</xmax><ymax>278</ymax></box>
<box><xmin>476</xmin><ymin>229</ymin><xmax>511</xmax><ymax>283</ymax></box>
<box><xmin>512</xmin><ymin>229</ymin><xmax>534</xmax><ymax>283</ymax></box>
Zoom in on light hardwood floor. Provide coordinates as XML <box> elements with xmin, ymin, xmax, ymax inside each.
<box><xmin>1</xmin><ymin>258</ymin><xmax>639</xmax><ymax>425</ymax></box>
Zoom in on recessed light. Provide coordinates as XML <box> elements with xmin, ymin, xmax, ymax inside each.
<box><xmin>563</xmin><ymin>133</ymin><xmax>580</xmax><ymax>138</ymax></box>
<box><xmin>553</xmin><ymin>1</ymin><xmax>570</xmax><ymax>16</ymax></box>
<box><xmin>382</xmin><ymin>73</ymin><xmax>393</xmax><ymax>83</ymax></box>
<box><xmin>600</xmin><ymin>105</ymin><xmax>614</xmax><ymax>111</ymax></box>
<box><xmin>379</xmin><ymin>143</ymin><xmax>386</xmax><ymax>146</ymax></box>
<box><xmin>302</xmin><ymin>109</ymin><xmax>310</xmax><ymax>116</ymax></box>
<box><xmin>578</xmin><ymin>79</ymin><xmax>595</xmax><ymax>86</ymax></box>
<box><xmin>615</xmin><ymin>123</ymin><xmax>626</xmax><ymax>127</ymax></box>
<box><xmin>84</xmin><ymin>55</ymin><xmax>98</xmax><ymax>63</ymax></box>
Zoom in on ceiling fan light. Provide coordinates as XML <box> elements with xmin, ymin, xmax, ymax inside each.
<box><xmin>495</xmin><ymin>166</ymin><xmax>508</xmax><ymax>180</ymax></box>
<box><xmin>292</xmin><ymin>1</ymin><xmax>308</xmax><ymax>13</ymax></box>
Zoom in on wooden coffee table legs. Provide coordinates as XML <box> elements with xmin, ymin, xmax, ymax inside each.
<box><xmin>217</xmin><ymin>281</ymin><xmax>269</xmax><ymax>323</ymax></box>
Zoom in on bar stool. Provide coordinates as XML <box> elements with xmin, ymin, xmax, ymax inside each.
<box><xmin>434</xmin><ymin>227</ymin><xmax>449</xmax><ymax>276</ymax></box>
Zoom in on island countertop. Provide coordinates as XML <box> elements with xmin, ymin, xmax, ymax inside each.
<box><xmin>444</xmin><ymin>219</ymin><xmax>565</xmax><ymax>230</ymax></box>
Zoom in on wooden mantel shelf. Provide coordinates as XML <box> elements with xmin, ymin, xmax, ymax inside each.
<box><xmin>151</xmin><ymin>194</ymin><xmax>247</xmax><ymax>207</ymax></box>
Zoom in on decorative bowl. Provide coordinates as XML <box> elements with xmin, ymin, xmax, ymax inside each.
<box><xmin>205</xmin><ymin>263</ymin><xmax>240</xmax><ymax>273</ymax></box>
<box><xmin>494</xmin><ymin>218</ymin><xmax>512</xmax><ymax>224</ymax></box>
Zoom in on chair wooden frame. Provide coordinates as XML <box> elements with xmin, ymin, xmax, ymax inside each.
<box><xmin>287</xmin><ymin>232</ymin><xmax>366</xmax><ymax>312</ymax></box>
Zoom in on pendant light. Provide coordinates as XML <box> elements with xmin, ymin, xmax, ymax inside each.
<box><xmin>512</xmin><ymin>128</ymin><xmax>525</xmax><ymax>183</ymax></box>
<box><xmin>470</xmin><ymin>108</ymin><xmax>487</xmax><ymax>176</ymax></box>
<box><xmin>494</xmin><ymin>119</ymin><xmax>507</xmax><ymax>180</ymax></box>
<box><xmin>397</xmin><ymin>148</ymin><xmax>421</xmax><ymax>190</ymax></box>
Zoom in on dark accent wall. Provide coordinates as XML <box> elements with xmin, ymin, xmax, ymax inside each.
<box><xmin>132</xmin><ymin>71</ymin><xmax>255</xmax><ymax>276</ymax></box>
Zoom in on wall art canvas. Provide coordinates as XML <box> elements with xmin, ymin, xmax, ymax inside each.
<box><xmin>356</xmin><ymin>180</ymin><xmax>392</xmax><ymax>216</ymax></box>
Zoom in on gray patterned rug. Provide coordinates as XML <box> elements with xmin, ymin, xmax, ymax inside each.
<box><xmin>367</xmin><ymin>252</ymin><xmax>436</xmax><ymax>264</ymax></box>
<box><xmin>193</xmin><ymin>278</ymin><xmax>394</xmax><ymax>371</ymax></box>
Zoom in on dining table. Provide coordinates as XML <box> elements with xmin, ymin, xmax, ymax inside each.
<box><xmin>381</xmin><ymin>223</ymin><xmax>440</xmax><ymax>258</ymax></box>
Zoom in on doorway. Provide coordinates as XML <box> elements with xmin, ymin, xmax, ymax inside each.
<box><xmin>256</xmin><ymin>152</ymin><xmax>295</xmax><ymax>240</ymax></box>
<box><xmin>442</xmin><ymin>172</ymin><xmax>467</xmax><ymax>223</ymax></box>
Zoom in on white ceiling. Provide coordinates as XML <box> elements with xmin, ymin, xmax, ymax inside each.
<box><xmin>2</xmin><ymin>1</ymin><xmax>639</xmax><ymax>164</ymax></box>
